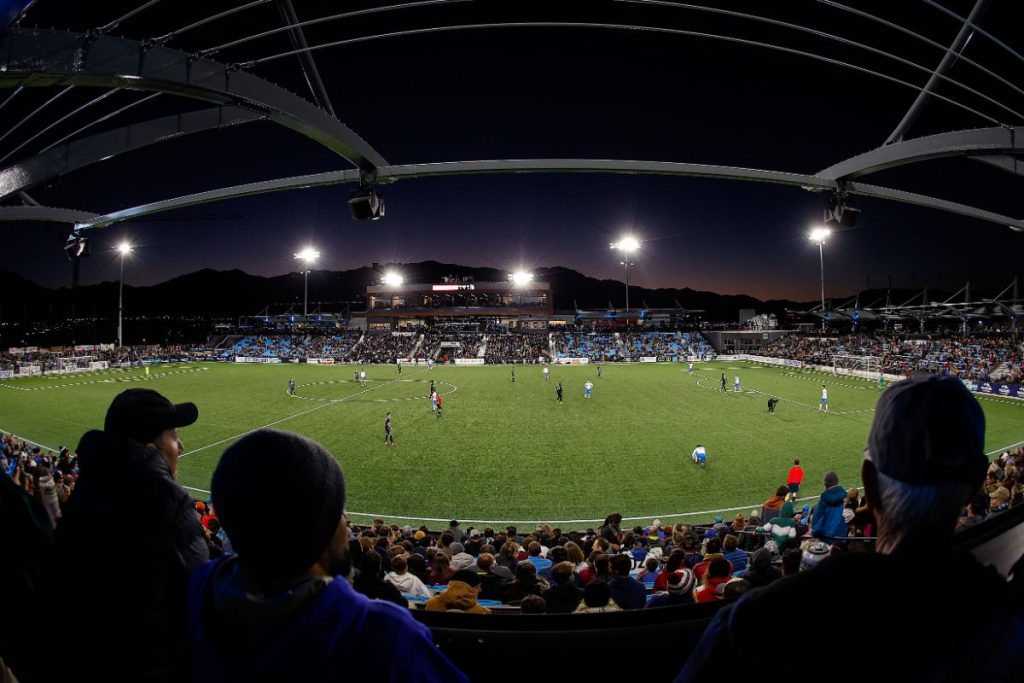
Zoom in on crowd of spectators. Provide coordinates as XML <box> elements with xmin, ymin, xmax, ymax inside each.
<box><xmin>417</xmin><ymin>333</ymin><xmax>484</xmax><ymax>361</ymax></box>
<box><xmin>763</xmin><ymin>331</ymin><xmax>1024</xmax><ymax>382</ymax></box>
<box><xmin>483</xmin><ymin>332</ymin><xmax>551</xmax><ymax>363</ymax></box>
<box><xmin>353</xmin><ymin>332</ymin><xmax>419</xmax><ymax>363</ymax></box>
<box><xmin>552</xmin><ymin>331</ymin><xmax>621</xmax><ymax>361</ymax></box>
<box><xmin>619</xmin><ymin>332</ymin><xmax>715</xmax><ymax>361</ymax></box>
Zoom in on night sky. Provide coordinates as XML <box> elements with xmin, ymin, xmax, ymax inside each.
<box><xmin>2</xmin><ymin>0</ymin><xmax>1022</xmax><ymax>301</ymax></box>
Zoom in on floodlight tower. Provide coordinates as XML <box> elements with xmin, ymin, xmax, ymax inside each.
<box><xmin>809</xmin><ymin>227</ymin><xmax>832</xmax><ymax>331</ymax></box>
<box><xmin>116</xmin><ymin>241</ymin><xmax>132</xmax><ymax>348</ymax></box>
<box><xmin>294</xmin><ymin>247</ymin><xmax>320</xmax><ymax>318</ymax></box>
<box><xmin>610</xmin><ymin>236</ymin><xmax>640</xmax><ymax>312</ymax></box>
<box><xmin>511</xmin><ymin>271</ymin><xmax>533</xmax><ymax>309</ymax></box>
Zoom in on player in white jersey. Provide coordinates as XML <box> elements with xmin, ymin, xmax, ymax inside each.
<box><xmin>819</xmin><ymin>385</ymin><xmax>829</xmax><ymax>411</ymax></box>
<box><xmin>688</xmin><ymin>362</ymin><xmax>694</xmax><ymax>374</ymax></box>
<box><xmin>543</xmin><ymin>366</ymin><xmax>550</xmax><ymax>381</ymax></box>
<box><xmin>360</xmin><ymin>369</ymin><xmax>367</xmax><ymax>386</ymax></box>
<box><xmin>734</xmin><ymin>375</ymin><xmax>741</xmax><ymax>392</ymax></box>
<box><xmin>584</xmin><ymin>380</ymin><xmax>593</xmax><ymax>399</ymax></box>
<box><xmin>691</xmin><ymin>445</ymin><xmax>707</xmax><ymax>468</ymax></box>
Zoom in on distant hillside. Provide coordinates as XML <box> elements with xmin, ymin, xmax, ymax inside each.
<box><xmin>6</xmin><ymin>260</ymin><xmax>945</xmax><ymax>323</ymax></box>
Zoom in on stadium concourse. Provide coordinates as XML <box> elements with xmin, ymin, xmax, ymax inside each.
<box><xmin>3</xmin><ymin>328</ymin><xmax>1024</xmax><ymax>679</ymax></box>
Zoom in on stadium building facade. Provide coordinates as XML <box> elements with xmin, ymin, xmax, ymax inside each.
<box><xmin>365</xmin><ymin>278</ymin><xmax>553</xmax><ymax>330</ymax></box>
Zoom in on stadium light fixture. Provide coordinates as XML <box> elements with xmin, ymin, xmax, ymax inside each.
<box><xmin>382</xmin><ymin>272</ymin><xmax>404</xmax><ymax>287</ymax></box>
<box><xmin>294</xmin><ymin>247</ymin><xmax>320</xmax><ymax>319</ymax></box>
<box><xmin>809</xmin><ymin>227</ymin><xmax>832</xmax><ymax>330</ymax></box>
<box><xmin>610</xmin><ymin>235</ymin><xmax>641</xmax><ymax>313</ymax></box>
<box><xmin>116</xmin><ymin>241</ymin><xmax>133</xmax><ymax>348</ymax></box>
<box><xmin>511</xmin><ymin>271</ymin><xmax>534</xmax><ymax>286</ymax></box>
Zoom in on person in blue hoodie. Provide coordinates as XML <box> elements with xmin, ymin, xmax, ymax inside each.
<box><xmin>188</xmin><ymin>429</ymin><xmax>466</xmax><ymax>682</ymax></box>
<box><xmin>811</xmin><ymin>471</ymin><xmax>849</xmax><ymax>544</ymax></box>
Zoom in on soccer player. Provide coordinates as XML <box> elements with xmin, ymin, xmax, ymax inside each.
<box><xmin>384</xmin><ymin>412</ymin><xmax>394</xmax><ymax>446</ymax></box>
<box><xmin>734</xmin><ymin>375</ymin><xmax>741</xmax><ymax>393</ymax></box>
<box><xmin>435</xmin><ymin>393</ymin><xmax>443</xmax><ymax>418</ymax></box>
<box><xmin>430</xmin><ymin>390</ymin><xmax>438</xmax><ymax>415</ymax></box>
<box><xmin>360</xmin><ymin>369</ymin><xmax>367</xmax><ymax>386</ymax></box>
<box><xmin>584</xmin><ymin>380</ymin><xmax>593</xmax><ymax>399</ymax></box>
<box><xmin>688</xmin><ymin>362</ymin><xmax>694</xmax><ymax>375</ymax></box>
<box><xmin>397</xmin><ymin>362</ymin><xmax>402</xmax><ymax>375</ymax></box>
<box><xmin>597</xmin><ymin>365</ymin><xmax>602</xmax><ymax>379</ymax></box>
<box><xmin>429</xmin><ymin>379</ymin><xmax>436</xmax><ymax>396</ymax></box>
<box><xmin>555</xmin><ymin>381</ymin><xmax>563</xmax><ymax>403</ymax></box>
<box><xmin>288</xmin><ymin>378</ymin><xmax>296</xmax><ymax>396</ymax></box>
<box><xmin>691</xmin><ymin>445</ymin><xmax>707</xmax><ymax>468</ymax></box>
<box><xmin>354</xmin><ymin>370</ymin><xmax>359</xmax><ymax>382</ymax></box>
<box><xmin>544</xmin><ymin>366</ymin><xmax>550</xmax><ymax>381</ymax></box>
<box><xmin>878</xmin><ymin>375</ymin><xmax>886</xmax><ymax>392</ymax></box>
<box><xmin>819</xmin><ymin>384</ymin><xmax>829</xmax><ymax>411</ymax></box>
<box><xmin>787</xmin><ymin>459</ymin><xmax>804</xmax><ymax>496</ymax></box>
<box><xmin>511</xmin><ymin>368</ymin><xmax>515</xmax><ymax>383</ymax></box>
<box><xmin>720</xmin><ymin>373</ymin><xmax>727</xmax><ymax>392</ymax></box>
<box><xmin>767</xmin><ymin>397</ymin><xmax>778</xmax><ymax>414</ymax></box>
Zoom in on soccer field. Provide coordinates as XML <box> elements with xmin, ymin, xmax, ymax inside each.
<box><xmin>3</xmin><ymin>360</ymin><xmax>1023</xmax><ymax>525</ymax></box>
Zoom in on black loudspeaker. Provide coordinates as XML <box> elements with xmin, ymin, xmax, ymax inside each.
<box><xmin>348</xmin><ymin>187</ymin><xmax>385</xmax><ymax>220</ymax></box>
<box><xmin>824</xmin><ymin>199</ymin><xmax>859</xmax><ymax>228</ymax></box>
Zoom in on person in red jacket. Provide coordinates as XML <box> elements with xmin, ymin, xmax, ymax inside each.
<box><xmin>786</xmin><ymin>459</ymin><xmax>804</xmax><ymax>497</ymax></box>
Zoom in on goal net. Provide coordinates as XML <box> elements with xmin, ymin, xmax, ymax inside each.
<box><xmin>832</xmin><ymin>353</ymin><xmax>880</xmax><ymax>379</ymax></box>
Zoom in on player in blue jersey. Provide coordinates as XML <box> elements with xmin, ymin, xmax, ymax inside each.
<box><xmin>691</xmin><ymin>445</ymin><xmax>707</xmax><ymax>468</ymax></box>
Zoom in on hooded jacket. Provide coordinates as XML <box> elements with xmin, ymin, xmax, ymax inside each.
<box><xmin>52</xmin><ymin>430</ymin><xmax>209</xmax><ymax>682</ymax></box>
<box><xmin>812</xmin><ymin>485</ymin><xmax>849</xmax><ymax>542</ymax></box>
<box><xmin>425</xmin><ymin>580</ymin><xmax>491</xmax><ymax>613</ymax></box>
<box><xmin>189</xmin><ymin>556</ymin><xmax>467</xmax><ymax>682</ymax></box>
<box><xmin>763</xmin><ymin>502</ymin><xmax>799</xmax><ymax>550</ymax></box>
<box><xmin>386</xmin><ymin>570</ymin><xmax>432</xmax><ymax>598</ymax></box>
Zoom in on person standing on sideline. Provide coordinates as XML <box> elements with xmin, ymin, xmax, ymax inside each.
<box><xmin>288</xmin><ymin>378</ymin><xmax>296</xmax><ymax>396</ymax></box>
<box><xmin>677</xmin><ymin>374</ymin><xmax>1024</xmax><ymax>682</ymax></box>
<box><xmin>584</xmin><ymin>380</ymin><xmax>594</xmax><ymax>399</ymax></box>
<box><xmin>188</xmin><ymin>429</ymin><xmax>467</xmax><ymax>682</ymax></box>
<box><xmin>787</xmin><ymin>459</ymin><xmax>804</xmax><ymax>497</ymax></box>
<box><xmin>384</xmin><ymin>412</ymin><xmax>395</xmax><ymax>446</ymax></box>
<box><xmin>878</xmin><ymin>375</ymin><xmax>886</xmax><ymax>392</ymax></box>
<box><xmin>556</xmin><ymin>381</ymin><xmax>564</xmax><ymax>403</ymax></box>
<box><xmin>819</xmin><ymin>384</ymin><xmax>829</xmax><ymax>411</ymax></box>
<box><xmin>691</xmin><ymin>445</ymin><xmax>707</xmax><ymax>468</ymax></box>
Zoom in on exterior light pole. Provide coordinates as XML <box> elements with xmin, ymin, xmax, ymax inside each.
<box><xmin>117</xmin><ymin>242</ymin><xmax>132</xmax><ymax>347</ymax></box>
<box><xmin>610</xmin><ymin>236</ymin><xmax>640</xmax><ymax>313</ymax></box>
<box><xmin>809</xmin><ymin>227</ymin><xmax>832</xmax><ymax>331</ymax></box>
<box><xmin>294</xmin><ymin>247</ymin><xmax>320</xmax><ymax>319</ymax></box>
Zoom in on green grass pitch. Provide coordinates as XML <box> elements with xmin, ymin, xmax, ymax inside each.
<box><xmin>3</xmin><ymin>360</ymin><xmax>1022</xmax><ymax>526</ymax></box>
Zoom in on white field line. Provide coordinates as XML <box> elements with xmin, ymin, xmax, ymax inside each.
<box><xmin>180</xmin><ymin>368</ymin><xmax>430</xmax><ymax>460</ymax></box>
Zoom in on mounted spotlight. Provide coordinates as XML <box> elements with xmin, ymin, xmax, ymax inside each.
<box><xmin>64</xmin><ymin>231</ymin><xmax>90</xmax><ymax>260</ymax></box>
<box><xmin>382</xmin><ymin>271</ymin><xmax>404</xmax><ymax>287</ymax></box>
<box><xmin>348</xmin><ymin>184</ymin><xmax>385</xmax><ymax>221</ymax></box>
<box><xmin>824</xmin><ymin>192</ymin><xmax>860</xmax><ymax>228</ymax></box>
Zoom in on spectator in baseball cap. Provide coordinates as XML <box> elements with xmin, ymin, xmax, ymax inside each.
<box><xmin>51</xmin><ymin>388</ymin><xmax>207</xmax><ymax>682</ymax></box>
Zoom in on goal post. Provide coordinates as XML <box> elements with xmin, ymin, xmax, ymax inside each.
<box><xmin>832</xmin><ymin>353</ymin><xmax>880</xmax><ymax>379</ymax></box>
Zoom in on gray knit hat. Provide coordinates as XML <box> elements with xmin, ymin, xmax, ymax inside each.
<box><xmin>212</xmin><ymin>429</ymin><xmax>345</xmax><ymax>582</ymax></box>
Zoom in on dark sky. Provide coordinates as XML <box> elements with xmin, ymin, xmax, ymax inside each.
<box><xmin>3</xmin><ymin>0</ymin><xmax>1023</xmax><ymax>301</ymax></box>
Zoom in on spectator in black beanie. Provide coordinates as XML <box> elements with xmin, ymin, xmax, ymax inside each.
<box><xmin>187</xmin><ymin>429</ymin><xmax>466</xmax><ymax>682</ymax></box>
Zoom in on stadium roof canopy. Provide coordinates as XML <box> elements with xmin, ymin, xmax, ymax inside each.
<box><xmin>2</xmin><ymin>0</ymin><xmax>1024</xmax><ymax>238</ymax></box>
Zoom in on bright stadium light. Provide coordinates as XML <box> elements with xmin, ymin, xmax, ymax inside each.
<box><xmin>294</xmin><ymin>247</ymin><xmax>320</xmax><ymax>318</ymax></box>
<box><xmin>383</xmin><ymin>272</ymin><xmax>404</xmax><ymax>287</ymax></box>
<box><xmin>610</xmin><ymin>235</ymin><xmax>641</xmax><ymax>313</ymax></box>
<box><xmin>809</xmin><ymin>227</ymin><xmax>832</xmax><ymax>330</ymax></box>
<box><xmin>116</xmin><ymin>241</ymin><xmax>133</xmax><ymax>348</ymax></box>
<box><xmin>511</xmin><ymin>271</ymin><xmax>533</xmax><ymax>286</ymax></box>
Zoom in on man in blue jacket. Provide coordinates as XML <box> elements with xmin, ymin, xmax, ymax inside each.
<box><xmin>188</xmin><ymin>429</ymin><xmax>466</xmax><ymax>682</ymax></box>
<box><xmin>811</xmin><ymin>471</ymin><xmax>848</xmax><ymax>543</ymax></box>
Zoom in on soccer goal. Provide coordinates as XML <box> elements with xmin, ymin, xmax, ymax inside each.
<box><xmin>832</xmin><ymin>354</ymin><xmax>880</xmax><ymax>380</ymax></box>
